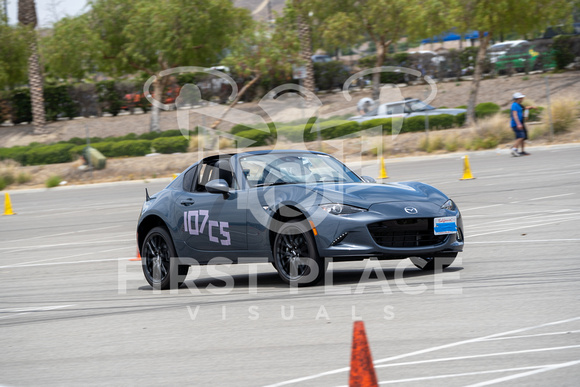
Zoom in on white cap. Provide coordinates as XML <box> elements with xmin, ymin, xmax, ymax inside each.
<box><xmin>513</xmin><ymin>92</ymin><xmax>525</xmax><ymax>99</ymax></box>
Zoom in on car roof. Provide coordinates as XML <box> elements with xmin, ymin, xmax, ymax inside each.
<box><xmin>490</xmin><ymin>40</ymin><xmax>528</xmax><ymax>48</ymax></box>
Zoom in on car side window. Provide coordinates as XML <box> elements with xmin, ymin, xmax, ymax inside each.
<box><xmin>194</xmin><ymin>159</ymin><xmax>237</xmax><ymax>192</ymax></box>
<box><xmin>182</xmin><ymin>166</ymin><xmax>197</xmax><ymax>192</ymax></box>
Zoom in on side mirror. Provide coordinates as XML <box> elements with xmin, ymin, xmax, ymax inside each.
<box><xmin>361</xmin><ymin>176</ymin><xmax>376</xmax><ymax>184</ymax></box>
<box><xmin>206</xmin><ymin>179</ymin><xmax>230</xmax><ymax>194</ymax></box>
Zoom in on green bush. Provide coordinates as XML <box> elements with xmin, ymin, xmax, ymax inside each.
<box><xmin>16</xmin><ymin>172</ymin><xmax>32</xmax><ymax>184</ymax></box>
<box><xmin>67</xmin><ymin>137</ymin><xmax>87</xmax><ymax>145</ymax></box>
<box><xmin>152</xmin><ymin>136</ymin><xmax>189</xmax><ymax>153</ymax></box>
<box><xmin>26</xmin><ymin>143</ymin><xmax>75</xmax><ymax>165</ymax></box>
<box><xmin>277</xmin><ymin>124</ymin><xmax>318</xmax><ymax>142</ymax></box>
<box><xmin>138</xmin><ymin>131</ymin><xmax>162</xmax><ymax>140</ymax></box>
<box><xmin>320</xmin><ymin>120</ymin><xmax>361</xmax><ymax>139</ymax></box>
<box><xmin>428</xmin><ymin>114</ymin><xmax>456</xmax><ymax>129</ymax></box>
<box><xmin>552</xmin><ymin>35</ymin><xmax>575</xmax><ymax>70</ymax></box>
<box><xmin>233</xmin><ymin>124</ymin><xmax>255</xmax><ymax>135</ymax></box>
<box><xmin>455</xmin><ymin>113</ymin><xmax>466</xmax><ymax>126</ymax></box>
<box><xmin>313</xmin><ymin>61</ymin><xmax>351</xmax><ymax>91</ymax></box>
<box><xmin>475</xmin><ymin>102</ymin><xmax>500</xmax><ymax>118</ymax></box>
<box><xmin>234</xmin><ymin>129</ymin><xmax>274</xmax><ymax>147</ymax></box>
<box><xmin>159</xmin><ymin>129</ymin><xmax>187</xmax><ymax>137</ymax></box>
<box><xmin>96</xmin><ymin>80</ymin><xmax>124</xmax><ymax>116</ymax></box>
<box><xmin>402</xmin><ymin>116</ymin><xmax>426</xmax><ymax>132</ymax></box>
<box><xmin>45</xmin><ymin>175</ymin><xmax>61</xmax><ymax>188</ymax></box>
<box><xmin>110</xmin><ymin>140</ymin><xmax>152</xmax><ymax>157</ymax></box>
<box><xmin>360</xmin><ymin>118</ymin><xmax>393</xmax><ymax>134</ymax></box>
<box><xmin>0</xmin><ymin>176</ymin><xmax>7</xmax><ymax>191</ymax></box>
<box><xmin>11</xmin><ymin>88</ymin><xmax>32</xmax><ymax>124</ymax></box>
<box><xmin>528</xmin><ymin>106</ymin><xmax>544</xmax><ymax>122</ymax></box>
<box><xmin>44</xmin><ymin>84</ymin><xmax>78</xmax><ymax>121</ymax></box>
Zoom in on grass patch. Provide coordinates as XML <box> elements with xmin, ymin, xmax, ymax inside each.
<box><xmin>45</xmin><ymin>175</ymin><xmax>62</xmax><ymax>188</ymax></box>
<box><xmin>543</xmin><ymin>96</ymin><xmax>579</xmax><ymax>133</ymax></box>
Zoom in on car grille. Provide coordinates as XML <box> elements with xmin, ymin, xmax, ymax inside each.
<box><xmin>368</xmin><ymin>218</ymin><xmax>448</xmax><ymax>248</ymax></box>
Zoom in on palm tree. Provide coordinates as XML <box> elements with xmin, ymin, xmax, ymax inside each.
<box><xmin>293</xmin><ymin>0</ymin><xmax>316</xmax><ymax>95</ymax></box>
<box><xmin>18</xmin><ymin>0</ymin><xmax>46</xmax><ymax>134</ymax></box>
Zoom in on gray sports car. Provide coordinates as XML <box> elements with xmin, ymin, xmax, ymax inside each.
<box><xmin>137</xmin><ymin>150</ymin><xmax>463</xmax><ymax>288</ymax></box>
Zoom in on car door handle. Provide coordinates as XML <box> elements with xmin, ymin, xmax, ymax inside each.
<box><xmin>181</xmin><ymin>198</ymin><xmax>195</xmax><ymax>206</ymax></box>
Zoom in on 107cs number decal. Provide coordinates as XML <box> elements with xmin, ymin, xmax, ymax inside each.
<box><xmin>184</xmin><ymin>210</ymin><xmax>231</xmax><ymax>246</ymax></box>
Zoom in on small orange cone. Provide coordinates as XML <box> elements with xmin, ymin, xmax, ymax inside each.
<box><xmin>3</xmin><ymin>193</ymin><xmax>16</xmax><ymax>216</ymax></box>
<box><xmin>460</xmin><ymin>155</ymin><xmax>475</xmax><ymax>180</ymax></box>
<box><xmin>130</xmin><ymin>247</ymin><xmax>141</xmax><ymax>261</ymax></box>
<box><xmin>378</xmin><ymin>157</ymin><xmax>388</xmax><ymax>179</ymax></box>
<box><xmin>349</xmin><ymin>321</ymin><xmax>378</xmax><ymax>387</ymax></box>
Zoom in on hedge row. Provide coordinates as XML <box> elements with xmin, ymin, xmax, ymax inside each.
<box><xmin>232</xmin><ymin>112</ymin><xmax>465</xmax><ymax>146</ymax></box>
<box><xmin>0</xmin><ymin>133</ymin><xmax>191</xmax><ymax>166</ymax></box>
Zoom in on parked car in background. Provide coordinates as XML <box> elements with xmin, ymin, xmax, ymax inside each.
<box><xmin>493</xmin><ymin>40</ymin><xmax>556</xmax><ymax>73</ymax></box>
<box><xmin>488</xmin><ymin>40</ymin><xmax>529</xmax><ymax>63</ymax></box>
<box><xmin>311</xmin><ymin>55</ymin><xmax>333</xmax><ymax>63</ymax></box>
<box><xmin>349</xmin><ymin>98</ymin><xmax>466</xmax><ymax>124</ymax></box>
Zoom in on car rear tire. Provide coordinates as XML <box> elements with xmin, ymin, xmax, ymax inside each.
<box><xmin>273</xmin><ymin>220</ymin><xmax>325</xmax><ymax>286</ymax></box>
<box><xmin>410</xmin><ymin>256</ymin><xmax>456</xmax><ymax>271</ymax></box>
<box><xmin>141</xmin><ymin>226</ymin><xmax>188</xmax><ymax>290</ymax></box>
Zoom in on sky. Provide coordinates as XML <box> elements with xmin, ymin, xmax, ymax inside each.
<box><xmin>6</xmin><ymin>0</ymin><xmax>89</xmax><ymax>27</ymax></box>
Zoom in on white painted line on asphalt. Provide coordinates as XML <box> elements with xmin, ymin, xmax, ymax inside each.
<box><xmin>5</xmin><ymin>225</ymin><xmax>122</xmax><ymax>244</ymax></box>
<box><xmin>528</xmin><ymin>193</ymin><xmax>576</xmax><ymax>201</ymax></box>
<box><xmin>0</xmin><ymin>257</ymin><xmax>133</xmax><ymax>269</ymax></box>
<box><xmin>466</xmin><ymin>211</ymin><xmax>577</xmax><ymax>230</ymax></box>
<box><xmin>371</xmin><ymin>345</ymin><xmax>580</xmax><ymax>371</ymax></box>
<box><xmin>263</xmin><ymin>316</ymin><xmax>580</xmax><ymax>387</ymax></box>
<box><xmin>461</xmin><ymin>204</ymin><xmax>504</xmax><ymax>212</ymax></box>
<box><xmin>371</xmin><ymin>364</ymin><xmax>574</xmax><ymax>385</ymax></box>
<box><xmin>481</xmin><ymin>330</ymin><xmax>580</xmax><ymax>341</ymax></box>
<box><xmin>0</xmin><ymin>238</ymin><xmax>135</xmax><ymax>252</ymax></box>
<box><xmin>464</xmin><ymin>359</ymin><xmax>580</xmax><ymax>387</ymax></box>
<box><xmin>469</xmin><ymin>239</ymin><xmax>580</xmax><ymax>244</ymax></box>
<box><xmin>0</xmin><ymin>304</ymin><xmax>74</xmax><ymax>320</ymax></box>
<box><xmin>4</xmin><ymin>246</ymin><xmax>132</xmax><ymax>267</ymax></box>
<box><xmin>469</xmin><ymin>216</ymin><xmax>580</xmax><ymax>238</ymax></box>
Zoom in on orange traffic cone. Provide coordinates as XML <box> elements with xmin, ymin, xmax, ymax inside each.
<box><xmin>349</xmin><ymin>321</ymin><xmax>378</xmax><ymax>387</ymax></box>
<box><xmin>130</xmin><ymin>247</ymin><xmax>141</xmax><ymax>261</ymax></box>
<box><xmin>3</xmin><ymin>192</ymin><xmax>16</xmax><ymax>215</ymax></box>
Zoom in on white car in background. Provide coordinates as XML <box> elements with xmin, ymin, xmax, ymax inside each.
<box><xmin>349</xmin><ymin>98</ymin><xmax>466</xmax><ymax>123</ymax></box>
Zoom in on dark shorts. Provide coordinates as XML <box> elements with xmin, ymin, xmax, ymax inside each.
<box><xmin>512</xmin><ymin>125</ymin><xmax>528</xmax><ymax>140</ymax></box>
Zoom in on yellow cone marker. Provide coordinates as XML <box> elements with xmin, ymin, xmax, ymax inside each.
<box><xmin>378</xmin><ymin>157</ymin><xmax>389</xmax><ymax>179</ymax></box>
<box><xmin>460</xmin><ymin>155</ymin><xmax>475</xmax><ymax>180</ymax></box>
<box><xmin>3</xmin><ymin>192</ymin><xmax>16</xmax><ymax>215</ymax></box>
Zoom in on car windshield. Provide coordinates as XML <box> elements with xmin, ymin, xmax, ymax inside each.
<box><xmin>406</xmin><ymin>101</ymin><xmax>436</xmax><ymax>112</ymax></box>
<box><xmin>240</xmin><ymin>153</ymin><xmax>362</xmax><ymax>187</ymax></box>
<box><xmin>489</xmin><ymin>43</ymin><xmax>514</xmax><ymax>52</ymax></box>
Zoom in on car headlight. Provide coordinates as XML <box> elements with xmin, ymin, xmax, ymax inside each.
<box><xmin>320</xmin><ymin>203</ymin><xmax>366</xmax><ymax>215</ymax></box>
<box><xmin>441</xmin><ymin>199</ymin><xmax>457</xmax><ymax>211</ymax></box>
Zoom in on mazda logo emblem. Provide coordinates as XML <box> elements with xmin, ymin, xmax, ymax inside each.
<box><xmin>404</xmin><ymin>207</ymin><xmax>418</xmax><ymax>214</ymax></box>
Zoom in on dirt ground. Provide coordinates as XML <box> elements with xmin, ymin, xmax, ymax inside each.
<box><xmin>1</xmin><ymin>71</ymin><xmax>579</xmax><ymax>190</ymax></box>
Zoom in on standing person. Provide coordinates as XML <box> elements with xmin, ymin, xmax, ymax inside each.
<box><xmin>510</xmin><ymin>92</ymin><xmax>535</xmax><ymax>156</ymax></box>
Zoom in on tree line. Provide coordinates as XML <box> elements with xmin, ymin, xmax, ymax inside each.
<box><xmin>1</xmin><ymin>0</ymin><xmax>577</xmax><ymax>134</ymax></box>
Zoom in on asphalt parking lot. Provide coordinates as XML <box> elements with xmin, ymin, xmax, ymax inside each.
<box><xmin>1</xmin><ymin>144</ymin><xmax>579</xmax><ymax>386</ymax></box>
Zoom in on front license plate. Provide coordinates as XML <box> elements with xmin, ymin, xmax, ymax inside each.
<box><xmin>434</xmin><ymin>216</ymin><xmax>457</xmax><ymax>235</ymax></box>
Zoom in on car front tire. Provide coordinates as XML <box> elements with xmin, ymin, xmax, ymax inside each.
<box><xmin>141</xmin><ymin>226</ymin><xmax>188</xmax><ymax>290</ymax></box>
<box><xmin>273</xmin><ymin>220</ymin><xmax>325</xmax><ymax>286</ymax></box>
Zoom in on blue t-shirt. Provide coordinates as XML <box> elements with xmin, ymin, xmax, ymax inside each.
<box><xmin>510</xmin><ymin>102</ymin><xmax>524</xmax><ymax>128</ymax></box>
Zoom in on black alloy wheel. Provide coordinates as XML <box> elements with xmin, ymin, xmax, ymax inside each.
<box><xmin>273</xmin><ymin>220</ymin><xmax>325</xmax><ymax>286</ymax></box>
<box><xmin>141</xmin><ymin>226</ymin><xmax>188</xmax><ymax>290</ymax></box>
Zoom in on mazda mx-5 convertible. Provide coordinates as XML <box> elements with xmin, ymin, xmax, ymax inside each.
<box><xmin>137</xmin><ymin>150</ymin><xmax>463</xmax><ymax>288</ymax></box>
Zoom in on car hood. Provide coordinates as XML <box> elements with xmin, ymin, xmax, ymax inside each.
<box><xmin>309</xmin><ymin>181</ymin><xmax>448</xmax><ymax>209</ymax></box>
